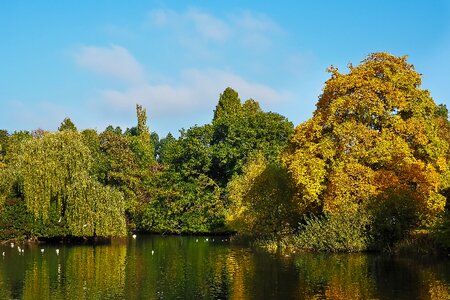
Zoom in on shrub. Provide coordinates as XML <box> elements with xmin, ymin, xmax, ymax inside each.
<box><xmin>432</xmin><ymin>212</ymin><xmax>450</xmax><ymax>251</ymax></box>
<box><xmin>369</xmin><ymin>191</ymin><xmax>419</xmax><ymax>251</ymax></box>
<box><xmin>293</xmin><ymin>209</ymin><xmax>372</xmax><ymax>252</ymax></box>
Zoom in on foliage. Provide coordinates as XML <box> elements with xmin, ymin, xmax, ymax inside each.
<box><xmin>281</xmin><ymin>53</ymin><xmax>450</xmax><ymax>224</ymax></box>
<box><xmin>157</xmin><ymin>133</ymin><xmax>177</xmax><ymax>164</ymax></box>
<box><xmin>0</xmin><ymin>198</ymin><xmax>34</xmax><ymax>240</ymax></box>
<box><xmin>226</xmin><ymin>153</ymin><xmax>299</xmax><ymax>237</ymax></box>
<box><xmin>432</xmin><ymin>212</ymin><xmax>450</xmax><ymax>251</ymax></box>
<box><xmin>133</xmin><ymin>104</ymin><xmax>155</xmax><ymax>170</ymax></box>
<box><xmin>210</xmin><ymin>88</ymin><xmax>294</xmax><ymax>186</ymax></box>
<box><xmin>294</xmin><ymin>210</ymin><xmax>373</xmax><ymax>252</ymax></box>
<box><xmin>7</xmin><ymin>131</ymin><xmax>126</xmax><ymax>237</ymax></box>
<box><xmin>58</xmin><ymin>117</ymin><xmax>77</xmax><ymax>132</ymax></box>
<box><xmin>369</xmin><ymin>191</ymin><xmax>419</xmax><ymax>250</ymax></box>
<box><xmin>139</xmin><ymin>171</ymin><xmax>224</xmax><ymax>233</ymax></box>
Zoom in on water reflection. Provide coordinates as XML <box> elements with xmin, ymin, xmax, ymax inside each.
<box><xmin>1</xmin><ymin>236</ymin><xmax>450</xmax><ymax>299</ymax></box>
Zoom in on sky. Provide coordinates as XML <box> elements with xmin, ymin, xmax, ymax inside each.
<box><xmin>1</xmin><ymin>1</ymin><xmax>450</xmax><ymax>137</ymax></box>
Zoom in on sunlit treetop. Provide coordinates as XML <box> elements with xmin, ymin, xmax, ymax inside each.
<box><xmin>282</xmin><ymin>53</ymin><xmax>450</xmax><ymax>221</ymax></box>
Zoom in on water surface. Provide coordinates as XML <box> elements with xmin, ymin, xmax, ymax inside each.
<box><xmin>1</xmin><ymin>235</ymin><xmax>450</xmax><ymax>299</ymax></box>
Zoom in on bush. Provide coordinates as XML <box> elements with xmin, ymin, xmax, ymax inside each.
<box><xmin>293</xmin><ymin>210</ymin><xmax>372</xmax><ymax>252</ymax></box>
<box><xmin>0</xmin><ymin>198</ymin><xmax>69</xmax><ymax>240</ymax></box>
<box><xmin>0</xmin><ymin>198</ymin><xmax>34</xmax><ymax>240</ymax></box>
<box><xmin>432</xmin><ymin>212</ymin><xmax>450</xmax><ymax>251</ymax></box>
<box><xmin>369</xmin><ymin>191</ymin><xmax>419</xmax><ymax>251</ymax></box>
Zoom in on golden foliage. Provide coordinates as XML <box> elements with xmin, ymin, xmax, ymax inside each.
<box><xmin>226</xmin><ymin>152</ymin><xmax>299</xmax><ymax>235</ymax></box>
<box><xmin>282</xmin><ymin>53</ymin><xmax>450</xmax><ymax>221</ymax></box>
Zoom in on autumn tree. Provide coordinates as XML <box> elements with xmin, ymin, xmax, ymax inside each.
<box><xmin>281</xmin><ymin>53</ymin><xmax>450</xmax><ymax>226</ymax></box>
<box><xmin>226</xmin><ymin>152</ymin><xmax>299</xmax><ymax>236</ymax></box>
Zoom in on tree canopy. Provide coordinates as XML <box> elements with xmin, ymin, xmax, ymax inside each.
<box><xmin>5</xmin><ymin>131</ymin><xmax>126</xmax><ymax>237</ymax></box>
<box><xmin>281</xmin><ymin>53</ymin><xmax>450</xmax><ymax>223</ymax></box>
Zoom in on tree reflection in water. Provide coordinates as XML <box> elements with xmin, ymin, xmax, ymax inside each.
<box><xmin>0</xmin><ymin>236</ymin><xmax>449</xmax><ymax>299</ymax></box>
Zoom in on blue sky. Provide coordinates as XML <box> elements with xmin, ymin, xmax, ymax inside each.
<box><xmin>1</xmin><ymin>1</ymin><xmax>449</xmax><ymax>137</ymax></box>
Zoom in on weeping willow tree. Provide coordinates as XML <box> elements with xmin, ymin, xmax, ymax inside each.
<box><xmin>9</xmin><ymin>131</ymin><xmax>126</xmax><ymax>237</ymax></box>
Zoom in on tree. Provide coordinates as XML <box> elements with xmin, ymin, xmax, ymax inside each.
<box><xmin>210</xmin><ymin>87</ymin><xmax>293</xmax><ymax>186</ymax></box>
<box><xmin>281</xmin><ymin>53</ymin><xmax>450</xmax><ymax>224</ymax></box>
<box><xmin>0</xmin><ymin>130</ymin><xmax>8</xmax><ymax>169</ymax></box>
<box><xmin>7</xmin><ymin>131</ymin><xmax>126</xmax><ymax>237</ymax></box>
<box><xmin>132</xmin><ymin>104</ymin><xmax>154</xmax><ymax>170</ymax></box>
<box><xmin>226</xmin><ymin>152</ymin><xmax>299</xmax><ymax>236</ymax></box>
<box><xmin>58</xmin><ymin>117</ymin><xmax>77</xmax><ymax>132</ymax></box>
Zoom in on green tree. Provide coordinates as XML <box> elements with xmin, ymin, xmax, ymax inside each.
<box><xmin>0</xmin><ymin>130</ymin><xmax>8</xmax><ymax>169</ymax></box>
<box><xmin>58</xmin><ymin>117</ymin><xmax>77</xmax><ymax>132</ymax></box>
<box><xmin>210</xmin><ymin>88</ymin><xmax>293</xmax><ymax>186</ymax></box>
<box><xmin>7</xmin><ymin>131</ymin><xmax>126</xmax><ymax>237</ymax></box>
<box><xmin>132</xmin><ymin>104</ymin><xmax>155</xmax><ymax>170</ymax></box>
<box><xmin>157</xmin><ymin>133</ymin><xmax>177</xmax><ymax>164</ymax></box>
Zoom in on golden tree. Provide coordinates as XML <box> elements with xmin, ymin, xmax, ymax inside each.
<box><xmin>282</xmin><ymin>53</ymin><xmax>450</xmax><ymax>223</ymax></box>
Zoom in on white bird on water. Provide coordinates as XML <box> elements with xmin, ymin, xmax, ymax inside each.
<box><xmin>10</xmin><ymin>243</ymin><xmax>14</xmax><ymax>248</ymax></box>
<box><xmin>2</xmin><ymin>252</ymin><xmax>5</xmax><ymax>257</ymax></box>
<box><xmin>41</xmin><ymin>249</ymin><xmax>45</xmax><ymax>253</ymax></box>
<box><xmin>132</xmin><ymin>234</ymin><xmax>137</xmax><ymax>239</ymax></box>
<box><xmin>56</xmin><ymin>249</ymin><xmax>60</xmax><ymax>255</ymax></box>
<box><xmin>151</xmin><ymin>250</ymin><xmax>154</xmax><ymax>255</ymax></box>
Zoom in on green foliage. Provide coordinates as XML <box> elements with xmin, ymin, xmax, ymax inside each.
<box><xmin>168</xmin><ymin>125</ymin><xmax>213</xmax><ymax>177</ymax></box>
<box><xmin>7</xmin><ymin>131</ymin><xmax>126</xmax><ymax>237</ymax></box>
<box><xmin>140</xmin><ymin>172</ymin><xmax>224</xmax><ymax>233</ymax></box>
<box><xmin>0</xmin><ymin>130</ymin><xmax>8</xmax><ymax>164</ymax></box>
<box><xmin>213</xmin><ymin>87</ymin><xmax>241</xmax><ymax>121</ymax></box>
<box><xmin>133</xmin><ymin>104</ymin><xmax>155</xmax><ymax>169</ymax></box>
<box><xmin>369</xmin><ymin>191</ymin><xmax>419</xmax><ymax>250</ymax></box>
<box><xmin>0</xmin><ymin>198</ymin><xmax>34</xmax><ymax>240</ymax></box>
<box><xmin>294</xmin><ymin>210</ymin><xmax>372</xmax><ymax>252</ymax></box>
<box><xmin>157</xmin><ymin>133</ymin><xmax>177</xmax><ymax>164</ymax></box>
<box><xmin>432</xmin><ymin>213</ymin><xmax>450</xmax><ymax>250</ymax></box>
<box><xmin>210</xmin><ymin>88</ymin><xmax>293</xmax><ymax>186</ymax></box>
<box><xmin>58</xmin><ymin>117</ymin><xmax>77</xmax><ymax>132</ymax></box>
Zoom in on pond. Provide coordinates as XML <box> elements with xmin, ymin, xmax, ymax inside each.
<box><xmin>1</xmin><ymin>235</ymin><xmax>450</xmax><ymax>299</ymax></box>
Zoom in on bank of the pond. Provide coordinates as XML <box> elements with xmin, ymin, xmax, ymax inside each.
<box><xmin>252</xmin><ymin>230</ymin><xmax>450</xmax><ymax>257</ymax></box>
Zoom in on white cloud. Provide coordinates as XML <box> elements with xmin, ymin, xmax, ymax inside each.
<box><xmin>74</xmin><ymin>45</ymin><xmax>145</xmax><ymax>84</ymax></box>
<box><xmin>147</xmin><ymin>8</ymin><xmax>231</xmax><ymax>42</ymax></box>
<box><xmin>3</xmin><ymin>100</ymin><xmax>67</xmax><ymax>132</ymax></box>
<box><xmin>148</xmin><ymin>9</ymin><xmax>174</xmax><ymax>26</ymax></box>
<box><xmin>146</xmin><ymin>8</ymin><xmax>279</xmax><ymax>48</ymax></box>
<box><xmin>98</xmin><ymin>68</ymin><xmax>289</xmax><ymax>118</ymax></box>
<box><xmin>233</xmin><ymin>11</ymin><xmax>279</xmax><ymax>32</ymax></box>
<box><xmin>185</xmin><ymin>9</ymin><xmax>231</xmax><ymax>42</ymax></box>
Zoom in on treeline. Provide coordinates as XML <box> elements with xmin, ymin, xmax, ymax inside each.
<box><xmin>0</xmin><ymin>88</ymin><xmax>293</xmax><ymax>239</ymax></box>
<box><xmin>1</xmin><ymin>52</ymin><xmax>450</xmax><ymax>253</ymax></box>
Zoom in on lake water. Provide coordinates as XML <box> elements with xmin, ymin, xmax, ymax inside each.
<box><xmin>1</xmin><ymin>235</ymin><xmax>450</xmax><ymax>299</ymax></box>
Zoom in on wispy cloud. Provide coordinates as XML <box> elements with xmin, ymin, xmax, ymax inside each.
<box><xmin>73</xmin><ymin>45</ymin><xmax>145</xmax><ymax>84</ymax></box>
<box><xmin>71</xmin><ymin>8</ymin><xmax>300</xmax><ymax>134</ymax></box>
<box><xmin>146</xmin><ymin>8</ymin><xmax>280</xmax><ymax>49</ymax></box>
<box><xmin>3</xmin><ymin>100</ymin><xmax>67</xmax><ymax>131</ymax></box>
<box><xmin>98</xmin><ymin>68</ymin><xmax>289</xmax><ymax>117</ymax></box>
